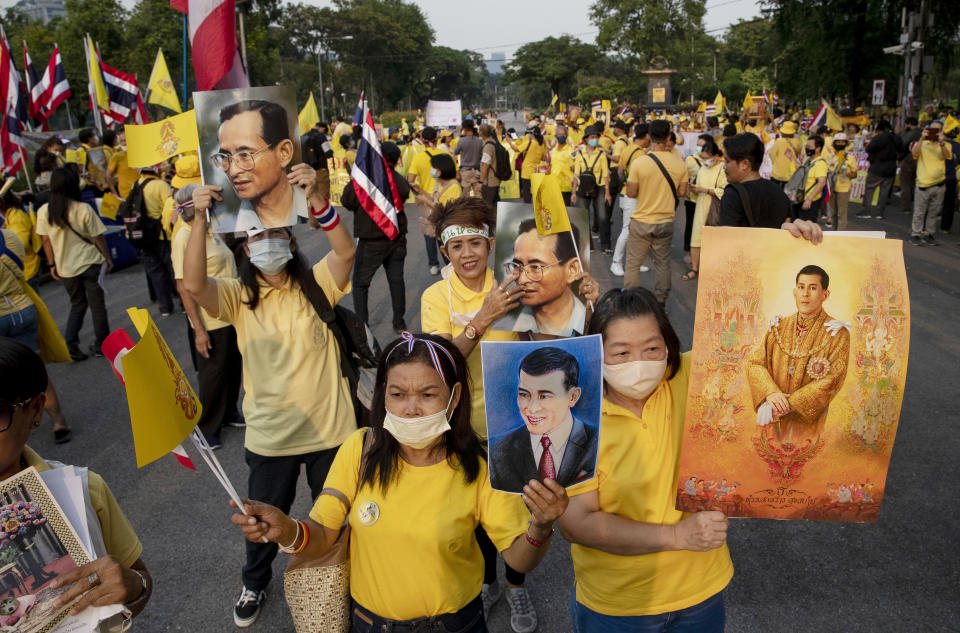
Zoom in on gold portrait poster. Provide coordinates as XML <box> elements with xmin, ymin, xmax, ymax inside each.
<box><xmin>675</xmin><ymin>227</ymin><xmax>909</xmax><ymax>522</ymax></box>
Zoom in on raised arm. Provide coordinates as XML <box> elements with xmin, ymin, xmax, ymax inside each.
<box><xmin>184</xmin><ymin>186</ymin><xmax>222</xmax><ymax>315</ymax></box>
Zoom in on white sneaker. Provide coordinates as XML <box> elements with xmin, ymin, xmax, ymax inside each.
<box><xmin>506</xmin><ymin>587</ymin><xmax>538</xmax><ymax>633</ymax></box>
<box><xmin>640</xmin><ymin>264</ymin><xmax>650</xmax><ymax>272</ymax></box>
<box><xmin>429</xmin><ymin>265</ymin><xmax>441</xmax><ymax>276</ymax></box>
<box><xmin>481</xmin><ymin>581</ymin><xmax>503</xmax><ymax>619</ymax></box>
<box><xmin>609</xmin><ymin>261</ymin><xmax>624</xmax><ymax>276</ymax></box>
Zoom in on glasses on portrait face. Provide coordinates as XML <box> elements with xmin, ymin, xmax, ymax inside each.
<box><xmin>0</xmin><ymin>398</ymin><xmax>33</xmax><ymax>433</ymax></box>
<box><xmin>503</xmin><ymin>261</ymin><xmax>560</xmax><ymax>282</ymax></box>
<box><xmin>211</xmin><ymin>144</ymin><xmax>275</xmax><ymax>171</ymax></box>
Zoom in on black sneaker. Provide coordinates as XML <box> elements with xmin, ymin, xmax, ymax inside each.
<box><xmin>89</xmin><ymin>345</ymin><xmax>104</xmax><ymax>358</ymax></box>
<box><xmin>69</xmin><ymin>348</ymin><xmax>88</xmax><ymax>362</ymax></box>
<box><xmin>233</xmin><ymin>587</ymin><xmax>265</xmax><ymax>628</ymax></box>
<box><xmin>922</xmin><ymin>234</ymin><xmax>937</xmax><ymax>246</ymax></box>
<box><xmin>855</xmin><ymin>212</ymin><xmax>871</xmax><ymax>219</ymax></box>
<box><xmin>910</xmin><ymin>235</ymin><xmax>924</xmax><ymax>246</ymax></box>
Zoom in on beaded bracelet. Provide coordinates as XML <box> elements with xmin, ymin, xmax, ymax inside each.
<box><xmin>524</xmin><ymin>526</ymin><xmax>554</xmax><ymax>548</ymax></box>
<box><xmin>310</xmin><ymin>198</ymin><xmax>339</xmax><ymax>231</ymax></box>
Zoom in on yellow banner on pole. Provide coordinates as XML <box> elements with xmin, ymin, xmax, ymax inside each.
<box><xmin>531</xmin><ymin>173</ymin><xmax>571</xmax><ymax>235</ymax></box>
<box><xmin>124</xmin><ymin>110</ymin><xmax>199</xmax><ymax>168</ymax></box>
<box><xmin>121</xmin><ymin>308</ymin><xmax>201</xmax><ymax>468</ymax></box>
<box><xmin>299</xmin><ymin>92</ymin><xmax>320</xmax><ymax>133</ymax></box>
<box><xmin>147</xmin><ymin>49</ymin><xmax>182</xmax><ymax>113</ymax></box>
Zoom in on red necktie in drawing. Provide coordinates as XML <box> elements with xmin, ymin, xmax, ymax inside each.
<box><xmin>538</xmin><ymin>436</ymin><xmax>556</xmax><ymax>480</ymax></box>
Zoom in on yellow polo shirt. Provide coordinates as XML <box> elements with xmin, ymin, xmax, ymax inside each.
<box><xmin>574</xmin><ymin>149</ymin><xmax>609</xmax><ymax>189</ymax></box>
<box><xmin>550</xmin><ymin>146</ymin><xmax>576</xmax><ymax>192</ymax></box>
<box><xmin>830</xmin><ymin>151</ymin><xmax>858</xmax><ymax>193</ymax></box>
<box><xmin>567</xmin><ymin>354</ymin><xmax>733</xmax><ymax>616</ymax></box>
<box><xmin>421</xmin><ymin>268</ymin><xmax>518</xmax><ymax>439</ymax></box>
<box><xmin>171</xmin><ymin>224</ymin><xmax>237</xmax><ymax>332</ymax></box>
<box><xmin>407</xmin><ymin>148</ymin><xmax>451</xmax><ymax>194</ymax></box>
<box><xmin>35</xmin><ymin>201</ymin><xmax>106</xmax><ymax>278</ymax></box>
<box><xmin>139</xmin><ymin>176</ymin><xmax>174</xmax><ymax>238</ymax></box>
<box><xmin>770</xmin><ymin>137</ymin><xmax>800</xmax><ymax>181</ymax></box>
<box><xmin>0</xmin><ymin>229</ymin><xmax>31</xmax><ymax>317</ymax></box>
<box><xmin>23</xmin><ymin>446</ymin><xmax>143</xmax><ymax>568</ymax></box>
<box><xmin>2</xmin><ymin>208</ymin><xmax>40</xmax><ymax>280</ymax></box>
<box><xmin>310</xmin><ymin>428</ymin><xmax>530</xmax><ymax>620</ymax></box>
<box><xmin>514</xmin><ymin>136</ymin><xmax>545</xmax><ymax>179</ymax></box>
<box><xmin>436</xmin><ymin>181</ymin><xmax>463</xmax><ymax>205</ymax></box>
<box><xmin>618</xmin><ymin>145</ymin><xmax>645</xmax><ymax>196</ymax></box>
<box><xmin>627</xmin><ymin>150</ymin><xmax>687</xmax><ymax>224</ymax></box>
<box><xmin>803</xmin><ymin>158</ymin><xmax>829</xmax><ymax>201</ymax></box>
<box><xmin>107</xmin><ymin>150</ymin><xmax>139</xmax><ymax>198</ymax></box>
<box><xmin>916</xmin><ymin>140</ymin><xmax>952</xmax><ymax>188</ymax></box>
<box><xmin>215</xmin><ymin>255</ymin><xmax>356</xmax><ymax>456</ymax></box>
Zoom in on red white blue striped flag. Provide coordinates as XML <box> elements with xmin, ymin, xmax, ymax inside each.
<box><xmin>350</xmin><ymin>98</ymin><xmax>402</xmax><ymax>240</ymax></box>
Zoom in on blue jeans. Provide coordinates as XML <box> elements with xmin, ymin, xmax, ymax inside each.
<box><xmin>424</xmin><ymin>234</ymin><xmax>440</xmax><ymax>267</ymax></box>
<box><xmin>0</xmin><ymin>304</ymin><xmax>38</xmax><ymax>351</ymax></box>
<box><xmin>571</xmin><ymin>588</ymin><xmax>725</xmax><ymax>633</ymax></box>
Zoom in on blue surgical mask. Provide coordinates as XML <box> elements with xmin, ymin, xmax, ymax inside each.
<box><xmin>587</xmin><ymin>138</ymin><xmax>599</xmax><ymax>148</ymax></box>
<box><xmin>248</xmin><ymin>238</ymin><xmax>292</xmax><ymax>275</ymax></box>
<box><xmin>556</xmin><ymin>135</ymin><xmax>568</xmax><ymax>145</ymax></box>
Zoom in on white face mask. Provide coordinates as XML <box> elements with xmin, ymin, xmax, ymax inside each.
<box><xmin>430</xmin><ymin>167</ymin><xmax>439</xmax><ymax>179</ymax></box>
<box><xmin>248</xmin><ymin>238</ymin><xmax>292</xmax><ymax>275</ymax></box>
<box><xmin>603</xmin><ymin>359</ymin><xmax>668</xmax><ymax>400</ymax></box>
<box><xmin>383</xmin><ymin>391</ymin><xmax>455</xmax><ymax>449</ymax></box>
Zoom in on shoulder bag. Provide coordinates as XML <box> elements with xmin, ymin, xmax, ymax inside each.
<box><xmin>646</xmin><ymin>153</ymin><xmax>679</xmax><ymax>208</ymax></box>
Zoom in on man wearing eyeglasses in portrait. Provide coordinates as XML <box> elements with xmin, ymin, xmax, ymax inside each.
<box><xmin>209</xmin><ymin>100</ymin><xmax>311</xmax><ymax>232</ymax></box>
<box><xmin>503</xmin><ymin>218</ymin><xmax>587</xmax><ymax>337</ymax></box>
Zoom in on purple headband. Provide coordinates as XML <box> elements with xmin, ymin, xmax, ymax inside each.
<box><xmin>387</xmin><ymin>331</ymin><xmax>456</xmax><ymax>383</ymax></box>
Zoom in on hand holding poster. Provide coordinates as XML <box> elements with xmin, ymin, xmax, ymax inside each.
<box><xmin>675</xmin><ymin>228</ymin><xmax>909</xmax><ymax>522</ymax></box>
<box><xmin>425</xmin><ymin>99</ymin><xmax>462</xmax><ymax>127</ymax></box>
<box><xmin>482</xmin><ymin>336</ymin><xmax>603</xmax><ymax>493</ymax></box>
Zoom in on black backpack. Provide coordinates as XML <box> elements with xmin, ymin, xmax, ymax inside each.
<box><xmin>301</xmin><ymin>130</ymin><xmax>333</xmax><ymax>170</ymax></box>
<box><xmin>577</xmin><ymin>151</ymin><xmax>603</xmax><ymax>198</ymax></box>
<box><xmin>485</xmin><ymin>140</ymin><xmax>512</xmax><ymax>182</ymax></box>
<box><xmin>118</xmin><ymin>176</ymin><xmax>162</xmax><ymax>250</ymax></box>
<box><xmin>300</xmin><ymin>272</ymin><xmax>381</xmax><ymax>428</ymax></box>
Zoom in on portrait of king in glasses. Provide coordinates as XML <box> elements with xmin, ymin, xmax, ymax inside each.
<box><xmin>210</xmin><ymin>99</ymin><xmax>310</xmax><ymax>232</ymax></box>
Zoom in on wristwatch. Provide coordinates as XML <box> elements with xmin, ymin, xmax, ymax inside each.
<box><xmin>464</xmin><ymin>322</ymin><xmax>481</xmax><ymax>340</ymax></box>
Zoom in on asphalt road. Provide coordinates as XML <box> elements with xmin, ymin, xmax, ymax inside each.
<box><xmin>28</xmin><ymin>188</ymin><xmax>960</xmax><ymax>633</ymax></box>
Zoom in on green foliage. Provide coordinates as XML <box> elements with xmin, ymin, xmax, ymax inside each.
<box><xmin>379</xmin><ymin>110</ymin><xmax>418</xmax><ymax>128</ymax></box>
<box><xmin>740</xmin><ymin>67</ymin><xmax>773</xmax><ymax>93</ymax></box>
<box><xmin>503</xmin><ymin>36</ymin><xmax>598</xmax><ymax>101</ymax></box>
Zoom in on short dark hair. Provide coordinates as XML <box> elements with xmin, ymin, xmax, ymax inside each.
<box><xmin>218</xmin><ymin>100</ymin><xmax>291</xmax><ymax>146</ymax></box>
<box><xmin>796</xmin><ymin>265</ymin><xmax>829</xmax><ymax>289</ymax></box>
<box><xmin>586</xmin><ymin>287</ymin><xmax>681</xmax><ymax>380</ymax></box>
<box><xmin>380</xmin><ymin>141</ymin><xmax>401</xmax><ymax>166</ymax></box>
<box><xmin>808</xmin><ymin>135</ymin><xmax>824</xmax><ymax>151</ymax></box>
<box><xmin>633</xmin><ymin>123</ymin><xmax>649</xmax><ymax>139</ymax></box>
<box><xmin>723</xmin><ymin>133</ymin><xmax>765</xmax><ymax>170</ymax></box>
<box><xmin>421</xmin><ymin>126</ymin><xmax>437</xmax><ymax>142</ymax></box>
<box><xmin>430</xmin><ymin>153</ymin><xmax>457</xmax><ymax>180</ymax></box>
<box><xmin>462</xmin><ymin>120</ymin><xmax>475</xmax><ymax>132</ymax></box>
<box><xmin>722</xmin><ymin>123</ymin><xmax>738</xmax><ymax>137</ymax></box>
<box><xmin>517</xmin><ymin>218</ymin><xmax>580</xmax><ymax>265</ymax></box>
<box><xmin>649</xmin><ymin>119</ymin><xmax>670</xmax><ymax>142</ymax></box>
<box><xmin>816</xmin><ymin>125</ymin><xmax>830</xmax><ymax>136</ymax></box>
<box><xmin>876</xmin><ymin>120</ymin><xmax>891</xmax><ymax>132</ymax></box>
<box><xmin>905</xmin><ymin>116</ymin><xmax>919</xmax><ymax>126</ymax></box>
<box><xmin>0</xmin><ymin>338</ymin><xmax>48</xmax><ymax>403</ymax></box>
<box><xmin>519</xmin><ymin>346</ymin><xmax>579</xmax><ymax>391</ymax></box>
<box><xmin>102</xmin><ymin>129</ymin><xmax>117</xmax><ymax>148</ymax></box>
<box><xmin>707</xmin><ymin>116</ymin><xmax>719</xmax><ymax>128</ymax></box>
<box><xmin>78</xmin><ymin>128</ymin><xmax>97</xmax><ymax>144</ymax></box>
<box><xmin>700</xmin><ymin>137</ymin><xmax>721</xmax><ymax>157</ymax></box>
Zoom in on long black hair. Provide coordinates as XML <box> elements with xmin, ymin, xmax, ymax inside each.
<box><xmin>46</xmin><ymin>167</ymin><xmax>82</xmax><ymax>229</ymax></box>
<box><xmin>587</xmin><ymin>287</ymin><xmax>681</xmax><ymax>380</ymax></box>
<box><xmin>234</xmin><ymin>228</ymin><xmax>314</xmax><ymax>311</ymax></box>
<box><xmin>361</xmin><ymin>333</ymin><xmax>483</xmax><ymax>493</ymax></box>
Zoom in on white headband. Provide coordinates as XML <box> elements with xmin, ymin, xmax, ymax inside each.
<box><xmin>440</xmin><ymin>224</ymin><xmax>489</xmax><ymax>245</ymax></box>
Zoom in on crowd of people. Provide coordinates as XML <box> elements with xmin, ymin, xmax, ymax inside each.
<box><xmin>0</xmin><ymin>93</ymin><xmax>953</xmax><ymax>633</ymax></box>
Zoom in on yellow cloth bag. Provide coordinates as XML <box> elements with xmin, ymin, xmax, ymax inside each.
<box><xmin>20</xmin><ymin>280</ymin><xmax>70</xmax><ymax>364</ymax></box>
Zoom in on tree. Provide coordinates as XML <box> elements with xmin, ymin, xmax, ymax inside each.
<box><xmin>414</xmin><ymin>47</ymin><xmax>488</xmax><ymax>107</ymax></box>
<box><xmin>124</xmin><ymin>0</ymin><xmax>193</xmax><ymax>110</ymax></box>
<box><xmin>502</xmin><ymin>36</ymin><xmax>598</xmax><ymax>101</ymax></box>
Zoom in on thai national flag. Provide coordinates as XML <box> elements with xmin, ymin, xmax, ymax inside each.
<box><xmin>762</xmin><ymin>88</ymin><xmax>770</xmax><ymax>105</ymax></box>
<box><xmin>22</xmin><ymin>42</ymin><xmax>42</xmax><ymax>120</ymax></box>
<box><xmin>616</xmin><ymin>103</ymin><xmax>629</xmax><ymax>117</ymax></box>
<box><xmin>98</xmin><ymin>55</ymin><xmax>140</xmax><ymax>122</ymax></box>
<box><xmin>591</xmin><ymin>99</ymin><xmax>602</xmax><ymax>109</ymax></box>
<box><xmin>40</xmin><ymin>46</ymin><xmax>71</xmax><ymax>118</ymax></box>
<box><xmin>809</xmin><ymin>102</ymin><xmax>827</xmax><ymax>130</ymax></box>
<box><xmin>0</xmin><ymin>28</ymin><xmax>25</xmax><ymax>176</ymax></box>
<box><xmin>705</xmin><ymin>104</ymin><xmax>717</xmax><ymax>116</ymax></box>
<box><xmin>351</xmin><ymin>92</ymin><xmax>366</xmax><ymax>127</ymax></box>
<box><xmin>349</xmin><ymin>98</ymin><xmax>402</xmax><ymax>240</ymax></box>
<box><xmin>174</xmin><ymin>0</ymin><xmax>248</xmax><ymax>91</ymax></box>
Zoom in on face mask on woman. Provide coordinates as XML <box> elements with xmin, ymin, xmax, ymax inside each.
<box><xmin>702</xmin><ymin>157</ymin><xmax>715</xmax><ymax>167</ymax></box>
<box><xmin>382</xmin><ymin>391</ymin><xmax>455</xmax><ymax>449</ymax></box>
<box><xmin>430</xmin><ymin>167</ymin><xmax>440</xmax><ymax>179</ymax></box>
<box><xmin>248</xmin><ymin>238</ymin><xmax>292</xmax><ymax>275</ymax></box>
<box><xmin>695</xmin><ymin>145</ymin><xmax>703</xmax><ymax>155</ymax></box>
<box><xmin>603</xmin><ymin>359</ymin><xmax>668</xmax><ymax>400</ymax></box>
<box><xmin>556</xmin><ymin>135</ymin><xmax>568</xmax><ymax>145</ymax></box>
<box><xmin>587</xmin><ymin>138</ymin><xmax>599</xmax><ymax>148</ymax></box>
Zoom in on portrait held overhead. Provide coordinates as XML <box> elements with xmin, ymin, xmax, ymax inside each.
<box><xmin>482</xmin><ymin>336</ymin><xmax>603</xmax><ymax>494</ymax></box>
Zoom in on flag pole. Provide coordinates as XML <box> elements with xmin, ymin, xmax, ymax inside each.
<box><xmin>18</xmin><ymin>146</ymin><xmax>33</xmax><ymax>193</ymax></box>
<box><xmin>567</xmin><ymin>227</ymin><xmax>592</xmax><ymax>311</ymax></box>
<box><xmin>83</xmin><ymin>34</ymin><xmax>103</xmax><ymax>134</ymax></box>
<box><xmin>181</xmin><ymin>13</ymin><xmax>188</xmax><ymax>111</ymax></box>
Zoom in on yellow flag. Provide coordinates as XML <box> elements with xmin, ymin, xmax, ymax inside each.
<box><xmin>601</xmin><ymin>99</ymin><xmax>611</xmax><ymax>111</ymax></box>
<box><xmin>86</xmin><ymin>35</ymin><xmax>109</xmax><ymax>112</ymax></box>
<box><xmin>743</xmin><ymin>91</ymin><xmax>753</xmax><ymax>110</ymax></box>
<box><xmin>99</xmin><ymin>193</ymin><xmax>121</xmax><ymax>220</ymax></box>
<box><xmin>147</xmin><ymin>49</ymin><xmax>182</xmax><ymax>113</ymax></box>
<box><xmin>824</xmin><ymin>101</ymin><xmax>843</xmax><ymax>132</ymax></box>
<box><xmin>944</xmin><ymin>114</ymin><xmax>959</xmax><ymax>135</ymax></box>
<box><xmin>550</xmin><ymin>93</ymin><xmax>558</xmax><ymax>106</ymax></box>
<box><xmin>124</xmin><ymin>110</ymin><xmax>199</xmax><ymax>168</ymax></box>
<box><xmin>121</xmin><ymin>308</ymin><xmax>201</xmax><ymax>468</ymax></box>
<box><xmin>298</xmin><ymin>92</ymin><xmax>320</xmax><ymax>133</ymax></box>
<box><xmin>714</xmin><ymin>91</ymin><xmax>724</xmax><ymax>110</ymax></box>
<box><xmin>531</xmin><ymin>173</ymin><xmax>571</xmax><ymax>235</ymax></box>
<box><xmin>697</xmin><ymin>101</ymin><xmax>706</xmax><ymax>113</ymax></box>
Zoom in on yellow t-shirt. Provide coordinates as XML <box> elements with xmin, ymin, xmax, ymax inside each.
<box><xmin>830</xmin><ymin>151</ymin><xmax>859</xmax><ymax>193</ymax></box>
<box><xmin>803</xmin><ymin>158</ymin><xmax>829</xmax><ymax>201</ymax></box>
<box><xmin>309</xmin><ymin>428</ymin><xmax>530</xmax><ymax>620</ymax></box>
<box><xmin>171</xmin><ymin>224</ymin><xmax>237</xmax><ymax>332</ymax></box>
<box><xmin>407</xmin><ymin>148</ymin><xmax>451</xmax><ymax>194</ymax></box>
<box><xmin>435</xmin><ymin>181</ymin><xmax>463</xmax><ymax>205</ymax></box>
<box><xmin>0</xmin><ymin>229</ymin><xmax>31</xmax><ymax>317</ymax></box>
<box><xmin>421</xmin><ymin>269</ymin><xmax>518</xmax><ymax>438</ymax></box>
<box><xmin>139</xmin><ymin>176</ymin><xmax>173</xmax><ymax>232</ymax></box>
<box><xmin>611</xmin><ymin>136</ymin><xmax>630</xmax><ymax>162</ymax></box>
<box><xmin>24</xmin><ymin>446</ymin><xmax>143</xmax><ymax>568</ymax></box>
<box><xmin>3</xmin><ymin>208</ymin><xmax>40</xmax><ymax>280</ymax></box>
<box><xmin>627</xmin><ymin>150</ymin><xmax>687</xmax><ymax>224</ymax></box>
<box><xmin>618</xmin><ymin>145</ymin><xmax>645</xmax><ymax>196</ymax></box>
<box><xmin>916</xmin><ymin>140</ymin><xmax>952</xmax><ymax>188</ymax></box>
<box><xmin>598</xmin><ymin>135</ymin><xmax>613</xmax><ymax>152</ymax></box>
<box><xmin>769</xmin><ymin>137</ymin><xmax>800</xmax><ymax>182</ymax></box>
<box><xmin>567</xmin><ymin>354</ymin><xmax>733</xmax><ymax>616</ymax></box>
<box><xmin>35</xmin><ymin>200</ymin><xmax>106</xmax><ymax>278</ymax></box>
<box><xmin>515</xmin><ymin>136</ymin><xmax>545</xmax><ymax>179</ymax></box>
<box><xmin>574</xmin><ymin>149</ymin><xmax>609</xmax><ymax>189</ymax></box>
<box><xmin>550</xmin><ymin>146</ymin><xmax>576</xmax><ymax>192</ymax></box>
<box><xmin>215</xmin><ymin>255</ymin><xmax>356</xmax><ymax>456</ymax></box>
<box><xmin>107</xmin><ymin>150</ymin><xmax>139</xmax><ymax>198</ymax></box>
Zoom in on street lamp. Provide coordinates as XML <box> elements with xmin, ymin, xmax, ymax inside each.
<box><xmin>318</xmin><ymin>35</ymin><xmax>353</xmax><ymax>122</ymax></box>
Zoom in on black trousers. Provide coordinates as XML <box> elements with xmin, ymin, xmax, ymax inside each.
<box><xmin>481</xmin><ymin>185</ymin><xmax>500</xmax><ymax>212</ymax></box>
<box><xmin>683</xmin><ymin>200</ymin><xmax>697</xmax><ymax>252</ymax></box>
<box><xmin>942</xmin><ymin>179</ymin><xmax>957</xmax><ymax>232</ymax></box>
<box><xmin>62</xmin><ymin>263</ymin><xmax>110</xmax><ymax>352</ymax></box>
<box><xmin>352</xmin><ymin>237</ymin><xmax>407</xmax><ymax>329</ymax></box>
<box><xmin>861</xmin><ymin>173</ymin><xmax>893</xmax><ymax>218</ymax></box>
<box><xmin>520</xmin><ymin>177</ymin><xmax>532</xmax><ymax>203</ymax></box>
<box><xmin>581</xmin><ymin>193</ymin><xmax>612</xmax><ymax>250</ymax></box>
<box><xmin>475</xmin><ymin>525</ymin><xmax>525</xmax><ymax>586</ymax></box>
<box><xmin>187</xmin><ymin>321</ymin><xmax>243</xmax><ymax>442</ymax></box>
<box><xmin>242</xmin><ymin>447</ymin><xmax>340</xmax><ymax>591</ymax></box>
<box><xmin>139</xmin><ymin>241</ymin><xmax>176</xmax><ymax>314</ymax></box>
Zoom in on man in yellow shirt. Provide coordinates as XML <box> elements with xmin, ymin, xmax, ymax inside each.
<box><xmin>624</xmin><ymin>120</ymin><xmax>688</xmax><ymax>303</ymax></box>
<box><xmin>796</xmin><ymin>136</ymin><xmax>828</xmax><ymax>222</ymax></box>
<box><xmin>826</xmin><ymin>133</ymin><xmax>858</xmax><ymax>230</ymax></box>
<box><xmin>106</xmin><ymin>132</ymin><xmax>140</xmax><ymax>199</ymax></box>
<box><xmin>406</xmin><ymin>126</ymin><xmax>451</xmax><ymax>275</ymax></box>
<box><xmin>909</xmin><ymin>120</ymin><xmax>952</xmax><ymax>246</ymax></box>
<box><xmin>135</xmin><ymin>167</ymin><xmax>178</xmax><ymax>315</ymax></box>
<box><xmin>769</xmin><ymin>121</ymin><xmax>801</xmax><ymax>187</ymax></box>
<box><xmin>611</xmin><ymin>123</ymin><xmax>650</xmax><ymax>277</ymax></box>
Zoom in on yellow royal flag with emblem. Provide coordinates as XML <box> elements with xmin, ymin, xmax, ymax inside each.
<box><xmin>714</xmin><ymin>91</ymin><xmax>725</xmax><ymax>110</ymax></box>
<box><xmin>121</xmin><ymin>308</ymin><xmax>201</xmax><ymax>468</ymax></box>
<box><xmin>86</xmin><ymin>35</ymin><xmax>109</xmax><ymax>112</ymax></box>
<box><xmin>299</xmin><ymin>92</ymin><xmax>320</xmax><ymax>133</ymax></box>
<box><xmin>531</xmin><ymin>173</ymin><xmax>571</xmax><ymax>235</ymax></box>
<box><xmin>124</xmin><ymin>110</ymin><xmax>199</xmax><ymax>168</ymax></box>
<box><xmin>147</xmin><ymin>49</ymin><xmax>182</xmax><ymax>113</ymax></box>
<box><xmin>944</xmin><ymin>114</ymin><xmax>959</xmax><ymax>135</ymax></box>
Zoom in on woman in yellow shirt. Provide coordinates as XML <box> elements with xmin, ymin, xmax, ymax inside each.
<box><xmin>232</xmin><ymin>332</ymin><xmax>568</xmax><ymax>631</ymax></box>
<box><xmin>0</xmin><ymin>193</ymin><xmax>41</xmax><ymax>282</ymax></box>
<box><xmin>509</xmin><ymin>127</ymin><xmax>545</xmax><ymax>203</ymax></box>
<box><xmin>684</xmin><ymin>138</ymin><xmax>727</xmax><ymax>281</ymax></box>
<box><xmin>547</xmin><ymin>125</ymin><xmax>576</xmax><ymax>205</ymax></box>
<box><xmin>415</xmin><ymin>153</ymin><xmax>462</xmax><ymax>213</ymax></box>
<box><xmin>560</xmin><ymin>287</ymin><xmax>734</xmax><ymax>631</ymax></box>
<box><xmin>571</xmin><ymin>127</ymin><xmax>612</xmax><ymax>252</ymax></box>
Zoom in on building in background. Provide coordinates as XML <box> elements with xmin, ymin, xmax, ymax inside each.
<box><xmin>14</xmin><ymin>0</ymin><xmax>66</xmax><ymax>24</ymax></box>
